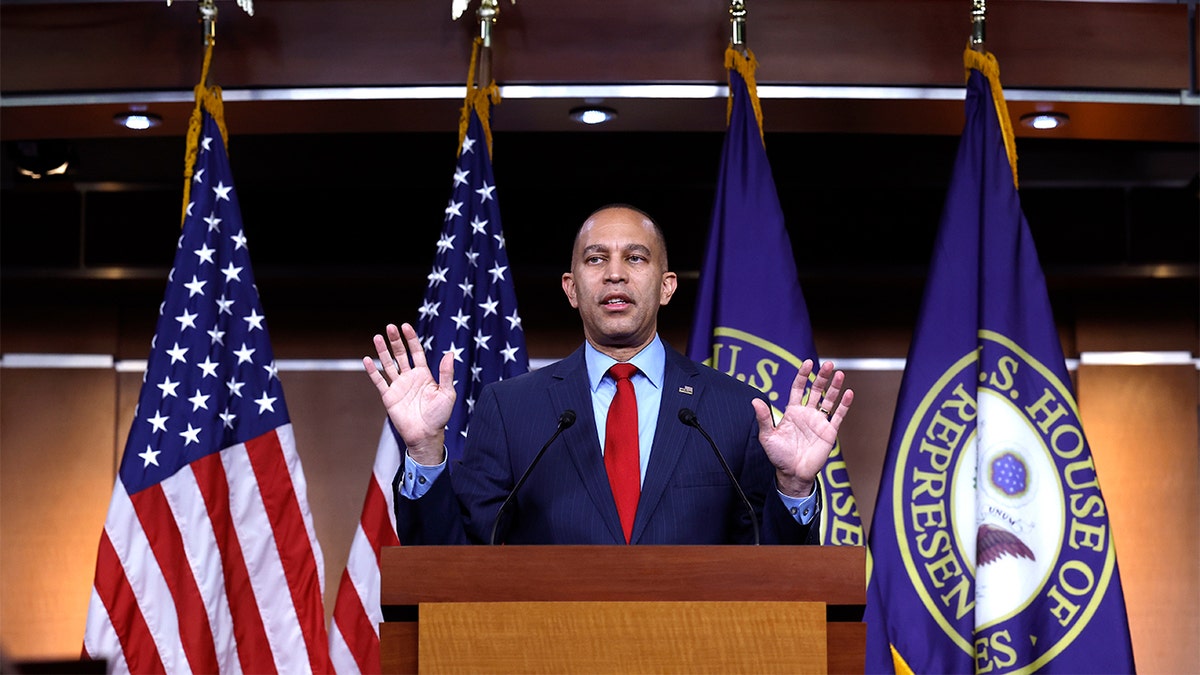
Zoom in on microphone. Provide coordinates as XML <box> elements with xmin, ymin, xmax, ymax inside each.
<box><xmin>678</xmin><ymin>407</ymin><xmax>760</xmax><ymax>545</ymax></box>
<box><xmin>489</xmin><ymin>409</ymin><xmax>577</xmax><ymax>545</ymax></box>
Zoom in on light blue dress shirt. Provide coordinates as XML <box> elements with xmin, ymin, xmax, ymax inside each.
<box><xmin>401</xmin><ymin>335</ymin><xmax>816</xmax><ymax>525</ymax></box>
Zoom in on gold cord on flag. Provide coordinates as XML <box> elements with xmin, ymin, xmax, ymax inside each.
<box><xmin>181</xmin><ymin>37</ymin><xmax>229</xmax><ymax>226</ymax></box>
<box><xmin>725</xmin><ymin>45</ymin><xmax>765</xmax><ymax>146</ymax></box>
<box><xmin>963</xmin><ymin>46</ymin><xmax>1019</xmax><ymax>189</ymax></box>
<box><xmin>459</xmin><ymin>37</ymin><xmax>501</xmax><ymax>158</ymax></box>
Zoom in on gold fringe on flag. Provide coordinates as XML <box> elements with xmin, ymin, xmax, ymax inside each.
<box><xmin>725</xmin><ymin>45</ymin><xmax>765</xmax><ymax>146</ymax></box>
<box><xmin>181</xmin><ymin>38</ymin><xmax>230</xmax><ymax>226</ymax></box>
<box><xmin>963</xmin><ymin>45</ymin><xmax>1019</xmax><ymax>189</ymax></box>
<box><xmin>459</xmin><ymin>37</ymin><xmax>501</xmax><ymax>158</ymax></box>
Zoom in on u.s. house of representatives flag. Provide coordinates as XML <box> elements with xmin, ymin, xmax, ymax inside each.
<box><xmin>863</xmin><ymin>49</ymin><xmax>1135</xmax><ymax>674</ymax></box>
<box><xmin>328</xmin><ymin>91</ymin><xmax>527</xmax><ymax>674</ymax></box>
<box><xmin>686</xmin><ymin>46</ymin><xmax>863</xmax><ymax>546</ymax></box>
<box><xmin>83</xmin><ymin>102</ymin><xmax>331</xmax><ymax>674</ymax></box>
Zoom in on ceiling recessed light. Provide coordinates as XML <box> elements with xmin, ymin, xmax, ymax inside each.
<box><xmin>1019</xmin><ymin>112</ymin><xmax>1069</xmax><ymax>130</ymax></box>
<box><xmin>114</xmin><ymin>112</ymin><xmax>162</xmax><ymax>130</ymax></box>
<box><xmin>569</xmin><ymin>106</ymin><xmax>617</xmax><ymax>126</ymax></box>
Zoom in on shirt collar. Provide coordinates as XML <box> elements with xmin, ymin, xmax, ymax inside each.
<box><xmin>585</xmin><ymin>335</ymin><xmax>665</xmax><ymax>392</ymax></box>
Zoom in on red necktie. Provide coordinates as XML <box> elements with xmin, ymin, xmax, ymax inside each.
<box><xmin>605</xmin><ymin>363</ymin><xmax>640</xmax><ymax>544</ymax></box>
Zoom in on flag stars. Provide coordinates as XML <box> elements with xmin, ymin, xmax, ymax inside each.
<box><xmin>475</xmin><ymin>182</ymin><xmax>496</xmax><ymax>202</ymax></box>
<box><xmin>458</xmin><ymin>279</ymin><xmax>474</xmax><ymax>298</ymax></box>
<box><xmin>195</xmin><ymin>243</ymin><xmax>216</xmax><ymax>265</ymax></box>
<box><xmin>479</xmin><ymin>296</ymin><xmax>499</xmax><ymax>317</ymax></box>
<box><xmin>501</xmin><ymin>342</ymin><xmax>520</xmax><ymax>363</ymax></box>
<box><xmin>263</xmin><ymin>361</ymin><xmax>279</xmax><ymax>381</ymax></box>
<box><xmin>470</xmin><ymin>217</ymin><xmax>489</xmax><ymax>236</ymax></box>
<box><xmin>179</xmin><ymin>423</ymin><xmax>202</xmax><ymax>446</ymax></box>
<box><xmin>230</xmin><ymin>231</ymin><xmax>248</xmax><ymax>250</ymax></box>
<box><xmin>254</xmin><ymin>393</ymin><xmax>278</xmax><ymax>414</ymax></box>
<box><xmin>445</xmin><ymin>199</ymin><xmax>463</xmax><ymax>220</ymax></box>
<box><xmin>427</xmin><ymin>266</ymin><xmax>448</xmax><ymax>286</ymax></box>
<box><xmin>234</xmin><ymin>343</ymin><xmax>256</xmax><ymax>364</ymax></box>
<box><xmin>444</xmin><ymin>344</ymin><xmax>465</xmax><ymax>363</ymax></box>
<box><xmin>226</xmin><ymin>377</ymin><xmax>245</xmax><ymax>398</ymax></box>
<box><xmin>474</xmin><ymin>332</ymin><xmax>492</xmax><ymax>350</ymax></box>
<box><xmin>451</xmin><ymin>310</ymin><xmax>471</xmax><ymax>331</ymax></box>
<box><xmin>471</xmin><ymin>364</ymin><xmax>483</xmax><ymax>383</ymax></box>
<box><xmin>197</xmin><ymin>356</ymin><xmax>220</xmax><ymax>378</ymax></box>
<box><xmin>465</xmin><ymin>249</ymin><xmax>480</xmax><ymax>267</ymax></box>
<box><xmin>461</xmin><ymin>136</ymin><xmax>476</xmax><ymax>154</ymax></box>
<box><xmin>204</xmin><ymin>214</ymin><xmax>222</xmax><ymax>232</ymax></box>
<box><xmin>200</xmin><ymin>135</ymin><xmax>213</xmax><ymax>152</ymax></box>
<box><xmin>184</xmin><ymin>275</ymin><xmax>207</xmax><ymax>297</ymax></box>
<box><xmin>188</xmin><ymin>389</ymin><xmax>211</xmax><ymax>412</ymax></box>
<box><xmin>216</xmin><ymin>295</ymin><xmax>235</xmax><ymax>316</ymax></box>
<box><xmin>138</xmin><ymin>445</ymin><xmax>161</xmax><ymax>468</ymax></box>
<box><xmin>222</xmin><ymin>262</ymin><xmax>244</xmax><ymax>283</ymax></box>
<box><xmin>208</xmin><ymin>327</ymin><xmax>226</xmax><ymax>346</ymax></box>
<box><xmin>157</xmin><ymin>376</ymin><xmax>180</xmax><ymax>398</ymax></box>
<box><xmin>244</xmin><ymin>309</ymin><xmax>265</xmax><ymax>332</ymax></box>
<box><xmin>176</xmin><ymin>308</ymin><xmax>199</xmax><ymax>331</ymax></box>
<box><xmin>418</xmin><ymin>300</ymin><xmax>441</xmax><ymax>320</ymax></box>
<box><xmin>436</xmin><ymin>234</ymin><xmax>456</xmax><ymax>253</ymax></box>
<box><xmin>147</xmin><ymin>410</ymin><xmax>169</xmax><ymax>433</ymax></box>
<box><xmin>506</xmin><ymin>310</ymin><xmax>523</xmax><ymax>331</ymax></box>
<box><xmin>453</xmin><ymin>168</ymin><xmax>470</xmax><ymax>187</ymax></box>
<box><xmin>488</xmin><ymin>263</ymin><xmax>508</xmax><ymax>283</ymax></box>
<box><xmin>193</xmin><ymin>168</ymin><xmax>205</xmax><ymax>184</ymax></box>
<box><xmin>212</xmin><ymin>181</ymin><xmax>232</xmax><ymax>202</ymax></box>
<box><xmin>166</xmin><ymin>342</ymin><xmax>189</xmax><ymax>364</ymax></box>
<box><xmin>493</xmin><ymin>232</ymin><xmax>507</xmax><ymax>249</ymax></box>
<box><xmin>219</xmin><ymin>409</ymin><xmax>237</xmax><ymax>429</ymax></box>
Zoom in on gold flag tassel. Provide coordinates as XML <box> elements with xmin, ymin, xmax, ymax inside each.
<box><xmin>180</xmin><ymin>33</ymin><xmax>229</xmax><ymax>226</ymax></box>
<box><xmin>724</xmin><ymin>46</ymin><xmax>765</xmax><ymax>147</ymax></box>
<box><xmin>963</xmin><ymin>47</ymin><xmax>1019</xmax><ymax>189</ymax></box>
<box><xmin>459</xmin><ymin>37</ymin><xmax>501</xmax><ymax>158</ymax></box>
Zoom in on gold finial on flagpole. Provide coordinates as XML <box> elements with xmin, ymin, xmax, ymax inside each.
<box><xmin>970</xmin><ymin>0</ymin><xmax>987</xmax><ymax>52</ymax></box>
<box><xmin>198</xmin><ymin>0</ymin><xmax>217</xmax><ymax>44</ymax></box>
<box><xmin>164</xmin><ymin>1</ymin><xmax>255</xmax><ymax>45</ymax></box>
<box><xmin>730</xmin><ymin>0</ymin><xmax>748</xmax><ymax>53</ymax></box>
<box><xmin>452</xmin><ymin>0</ymin><xmax>514</xmax><ymax>86</ymax></box>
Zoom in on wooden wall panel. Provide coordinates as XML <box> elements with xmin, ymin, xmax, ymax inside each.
<box><xmin>0</xmin><ymin>368</ymin><xmax>118</xmax><ymax>660</ymax></box>
<box><xmin>1077</xmin><ymin>364</ymin><xmax>1200</xmax><ymax>675</ymax></box>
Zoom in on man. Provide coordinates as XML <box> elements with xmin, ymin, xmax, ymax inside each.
<box><xmin>364</xmin><ymin>204</ymin><xmax>853</xmax><ymax>545</ymax></box>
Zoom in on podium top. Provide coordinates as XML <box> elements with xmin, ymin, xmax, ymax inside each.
<box><xmin>381</xmin><ymin>545</ymin><xmax>866</xmax><ymax>607</ymax></box>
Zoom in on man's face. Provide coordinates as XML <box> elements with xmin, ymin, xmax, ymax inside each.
<box><xmin>561</xmin><ymin>207</ymin><xmax>678</xmax><ymax>356</ymax></box>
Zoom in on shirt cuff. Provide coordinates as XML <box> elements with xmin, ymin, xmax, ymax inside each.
<box><xmin>778</xmin><ymin>489</ymin><xmax>817</xmax><ymax>525</ymax></box>
<box><xmin>399</xmin><ymin>449</ymin><xmax>447</xmax><ymax>499</ymax></box>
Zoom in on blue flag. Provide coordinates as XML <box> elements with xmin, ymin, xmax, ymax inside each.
<box><xmin>863</xmin><ymin>50</ymin><xmax>1136</xmax><ymax>674</ymax></box>
<box><xmin>414</xmin><ymin>101</ymin><xmax>529</xmax><ymax>466</ymax></box>
<box><xmin>686</xmin><ymin>47</ymin><xmax>863</xmax><ymax>546</ymax></box>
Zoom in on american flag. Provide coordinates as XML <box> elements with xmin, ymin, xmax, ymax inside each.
<box><xmin>328</xmin><ymin>101</ymin><xmax>528</xmax><ymax>673</ymax></box>
<box><xmin>83</xmin><ymin>105</ymin><xmax>332</xmax><ymax>674</ymax></box>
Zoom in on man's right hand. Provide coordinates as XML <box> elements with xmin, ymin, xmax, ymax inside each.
<box><xmin>363</xmin><ymin>322</ymin><xmax>456</xmax><ymax>466</ymax></box>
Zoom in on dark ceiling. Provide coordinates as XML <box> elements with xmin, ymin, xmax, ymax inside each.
<box><xmin>2</xmin><ymin>0</ymin><xmax>1197</xmax><ymax>342</ymax></box>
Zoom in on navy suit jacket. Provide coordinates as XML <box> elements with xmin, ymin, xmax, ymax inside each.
<box><xmin>395</xmin><ymin>342</ymin><xmax>820</xmax><ymax>545</ymax></box>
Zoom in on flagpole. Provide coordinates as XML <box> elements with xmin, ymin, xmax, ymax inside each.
<box><xmin>729</xmin><ymin>0</ymin><xmax>748</xmax><ymax>57</ymax></box>
<box><xmin>970</xmin><ymin>0</ymin><xmax>986</xmax><ymax>53</ymax></box>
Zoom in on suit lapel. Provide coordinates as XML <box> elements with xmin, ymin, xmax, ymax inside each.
<box><xmin>631</xmin><ymin>346</ymin><xmax>703</xmax><ymax>543</ymax></box>
<box><xmin>547</xmin><ymin>348</ymin><xmax>626</xmax><ymax>543</ymax></box>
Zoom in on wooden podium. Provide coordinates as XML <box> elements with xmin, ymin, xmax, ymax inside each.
<box><xmin>380</xmin><ymin>545</ymin><xmax>866</xmax><ymax>674</ymax></box>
